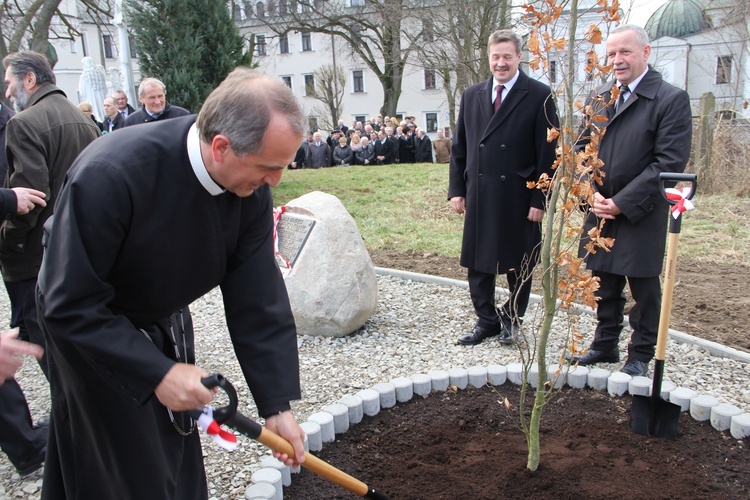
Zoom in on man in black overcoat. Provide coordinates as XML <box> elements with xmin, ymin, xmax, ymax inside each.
<box><xmin>37</xmin><ymin>69</ymin><xmax>308</xmax><ymax>499</ymax></box>
<box><xmin>571</xmin><ymin>25</ymin><xmax>692</xmax><ymax>376</ymax></box>
<box><xmin>448</xmin><ymin>29</ymin><xmax>558</xmax><ymax>346</ymax></box>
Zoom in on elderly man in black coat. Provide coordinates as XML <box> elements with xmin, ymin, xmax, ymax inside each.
<box><xmin>449</xmin><ymin>29</ymin><xmax>558</xmax><ymax>346</ymax></box>
<box><xmin>571</xmin><ymin>25</ymin><xmax>692</xmax><ymax>376</ymax></box>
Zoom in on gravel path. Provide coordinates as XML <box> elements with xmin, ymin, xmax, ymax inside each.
<box><xmin>2</xmin><ymin>273</ymin><xmax>749</xmax><ymax>498</ymax></box>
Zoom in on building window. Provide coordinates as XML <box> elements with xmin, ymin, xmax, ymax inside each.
<box><xmin>267</xmin><ymin>0</ymin><xmax>276</xmax><ymax>16</ymax></box>
<box><xmin>279</xmin><ymin>34</ymin><xmax>289</xmax><ymax>54</ymax></box>
<box><xmin>102</xmin><ymin>34</ymin><xmax>114</xmax><ymax>59</ymax></box>
<box><xmin>129</xmin><ymin>36</ymin><xmax>138</xmax><ymax>58</ymax></box>
<box><xmin>234</xmin><ymin>3</ymin><xmax>243</xmax><ymax>21</ymax></box>
<box><xmin>354</xmin><ymin>114</ymin><xmax>366</xmax><ymax>124</ymax></box>
<box><xmin>304</xmin><ymin>74</ymin><xmax>315</xmax><ymax>95</ymax></box>
<box><xmin>256</xmin><ymin>1</ymin><xmax>265</xmax><ymax>19</ymax></box>
<box><xmin>549</xmin><ymin>60</ymin><xmax>557</xmax><ymax>83</ymax></box>
<box><xmin>256</xmin><ymin>35</ymin><xmax>267</xmax><ymax>56</ymax></box>
<box><xmin>423</xmin><ymin>19</ymin><xmax>434</xmax><ymax>42</ymax></box>
<box><xmin>301</xmin><ymin>1</ymin><xmax>312</xmax><ymax>12</ymax></box>
<box><xmin>308</xmin><ymin>116</ymin><xmax>318</xmax><ymax>132</ymax></box>
<box><xmin>426</xmin><ymin>113</ymin><xmax>438</xmax><ymax>133</ymax></box>
<box><xmin>353</xmin><ymin>70</ymin><xmax>364</xmax><ymax>93</ymax></box>
<box><xmin>279</xmin><ymin>0</ymin><xmax>288</xmax><ymax>15</ymax></box>
<box><xmin>70</xmin><ymin>39</ymin><xmax>77</xmax><ymax>54</ymax></box>
<box><xmin>424</xmin><ymin>69</ymin><xmax>436</xmax><ymax>90</ymax></box>
<box><xmin>281</xmin><ymin>76</ymin><xmax>292</xmax><ymax>89</ymax></box>
<box><xmin>716</xmin><ymin>55</ymin><xmax>732</xmax><ymax>84</ymax></box>
<box><xmin>81</xmin><ymin>33</ymin><xmax>89</xmax><ymax>56</ymax></box>
<box><xmin>301</xmin><ymin>32</ymin><xmax>312</xmax><ymax>52</ymax></box>
<box><xmin>347</xmin><ymin>0</ymin><xmax>364</xmax><ymax>6</ymax></box>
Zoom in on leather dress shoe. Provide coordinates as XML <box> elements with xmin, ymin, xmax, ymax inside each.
<box><xmin>16</xmin><ymin>445</ymin><xmax>46</xmax><ymax>477</ymax></box>
<box><xmin>620</xmin><ymin>358</ymin><xmax>649</xmax><ymax>377</ymax></box>
<box><xmin>567</xmin><ymin>348</ymin><xmax>619</xmax><ymax>365</ymax></box>
<box><xmin>497</xmin><ymin>324</ymin><xmax>519</xmax><ymax>345</ymax></box>
<box><xmin>457</xmin><ymin>325</ymin><xmax>500</xmax><ymax>346</ymax></box>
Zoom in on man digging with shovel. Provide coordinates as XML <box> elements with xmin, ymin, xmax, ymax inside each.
<box><xmin>36</xmin><ymin>69</ymin><xmax>308</xmax><ymax>499</ymax></box>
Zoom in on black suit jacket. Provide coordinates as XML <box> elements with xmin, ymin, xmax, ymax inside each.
<box><xmin>102</xmin><ymin>112</ymin><xmax>126</xmax><ymax>133</ymax></box>
<box><xmin>374</xmin><ymin>138</ymin><xmax>395</xmax><ymax>164</ymax></box>
<box><xmin>124</xmin><ymin>102</ymin><xmax>190</xmax><ymax>127</ymax></box>
<box><xmin>448</xmin><ymin>70</ymin><xmax>558</xmax><ymax>274</ymax></box>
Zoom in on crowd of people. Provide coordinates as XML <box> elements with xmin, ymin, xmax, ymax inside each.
<box><xmin>288</xmin><ymin>115</ymin><xmax>452</xmax><ymax>169</ymax></box>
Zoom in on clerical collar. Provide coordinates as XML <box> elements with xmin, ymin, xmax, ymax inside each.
<box><xmin>619</xmin><ymin>66</ymin><xmax>648</xmax><ymax>94</ymax></box>
<box><xmin>187</xmin><ymin>123</ymin><xmax>225</xmax><ymax>196</ymax></box>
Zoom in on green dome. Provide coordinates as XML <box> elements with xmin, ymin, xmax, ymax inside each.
<box><xmin>645</xmin><ymin>0</ymin><xmax>711</xmax><ymax>40</ymax></box>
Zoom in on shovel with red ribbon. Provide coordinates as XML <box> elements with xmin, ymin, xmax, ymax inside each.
<box><xmin>189</xmin><ymin>374</ymin><xmax>390</xmax><ymax>499</ymax></box>
<box><xmin>631</xmin><ymin>172</ymin><xmax>697</xmax><ymax>440</ymax></box>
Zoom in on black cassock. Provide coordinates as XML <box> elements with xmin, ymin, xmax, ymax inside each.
<box><xmin>37</xmin><ymin>116</ymin><xmax>301</xmax><ymax>499</ymax></box>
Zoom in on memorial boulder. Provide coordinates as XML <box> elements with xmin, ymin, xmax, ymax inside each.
<box><xmin>275</xmin><ymin>191</ymin><xmax>377</xmax><ymax>337</ymax></box>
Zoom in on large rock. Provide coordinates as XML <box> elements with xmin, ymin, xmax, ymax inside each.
<box><xmin>278</xmin><ymin>191</ymin><xmax>377</xmax><ymax>337</ymax></box>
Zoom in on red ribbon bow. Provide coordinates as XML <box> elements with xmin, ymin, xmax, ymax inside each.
<box><xmin>664</xmin><ymin>187</ymin><xmax>695</xmax><ymax>219</ymax></box>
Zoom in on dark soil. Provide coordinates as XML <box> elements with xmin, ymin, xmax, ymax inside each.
<box><xmin>284</xmin><ymin>384</ymin><xmax>749</xmax><ymax>499</ymax></box>
<box><xmin>282</xmin><ymin>250</ymin><xmax>750</xmax><ymax>499</ymax></box>
<box><xmin>369</xmin><ymin>250</ymin><xmax>750</xmax><ymax>353</ymax></box>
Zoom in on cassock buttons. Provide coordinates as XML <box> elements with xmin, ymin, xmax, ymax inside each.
<box><xmin>479</xmin><ymin>144</ymin><xmax>485</xmax><ymax>149</ymax></box>
<box><xmin>500</xmin><ymin>145</ymin><xmax>506</xmax><ymax>150</ymax></box>
<box><xmin>500</xmin><ymin>175</ymin><xmax>507</xmax><ymax>181</ymax></box>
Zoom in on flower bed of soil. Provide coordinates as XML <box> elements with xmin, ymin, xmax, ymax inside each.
<box><xmin>284</xmin><ymin>383</ymin><xmax>749</xmax><ymax>499</ymax></box>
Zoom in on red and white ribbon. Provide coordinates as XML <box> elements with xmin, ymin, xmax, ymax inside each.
<box><xmin>273</xmin><ymin>206</ymin><xmax>292</xmax><ymax>277</ymax></box>
<box><xmin>664</xmin><ymin>187</ymin><xmax>695</xmax><ymax>219</ymax></box>
<box><xmin>196</xmin><ymin>407</ymin><xmax>237</xmax><ymax>451</ymax></box>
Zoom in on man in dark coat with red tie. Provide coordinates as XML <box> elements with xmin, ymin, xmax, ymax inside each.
<box><xmin>448</xmin><ymin>29</ymin><xmax>558</xmax><ymax>346</ymax></box>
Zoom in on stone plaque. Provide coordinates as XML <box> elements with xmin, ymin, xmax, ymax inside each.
<box><xmin>276</xmin><ymin>213</ymin><xmax>316</xmax><ymax>268</ymax></box>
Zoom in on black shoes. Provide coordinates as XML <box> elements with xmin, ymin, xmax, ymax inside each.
<box><xmin>16</xmin><ymin>445</ymin><xmax>46</xmax><ymax>477</ymax></box>
<box><xmin>457</xmin><ymin>323</ymin><xmax>519</xmax><ymax>346</ymax></box>
<box><xmin>620</xmin><ymin>358</ymin><xmax>649</xmax><ymax>377</ymax></box>
<box><xmin>497</xmin><ymin>324</ymin><xmax>519</xmax><ymax>345</ymax></box>
<box><xmin>457</xmin><ymin>325</ymin><xmax>500</xmax><ymax>346</ymax></box>
<box><xmin>568</xmin><ymin>348</ymin><xmax>620</xmax><ymax>365</ymax></box>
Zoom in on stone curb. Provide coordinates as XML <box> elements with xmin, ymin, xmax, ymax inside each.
<box><xmin>374</xmin><ymin>267</ymin><xmax>750</xmax><ymax>363</ymax></box>
<box><xmin>261</xmin><ymin>364</ymin><xmax>748</xmax><ymax>498</ymax></box>
<box><xmin>248</xmin><ymin>268</ymin><xmax>750</xmax><ymax>497</ymax></box>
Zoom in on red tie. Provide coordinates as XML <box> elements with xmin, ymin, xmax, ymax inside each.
<box><xmin>494</xmin><ymin>84</ymin><xmax>505</xmax><ymax>113</ymax></box>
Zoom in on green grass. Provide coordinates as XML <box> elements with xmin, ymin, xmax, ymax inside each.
<box><xmin>272</xmin><ymin>164</ymin><xmax>750</xmax><ymax>266</ymax></box>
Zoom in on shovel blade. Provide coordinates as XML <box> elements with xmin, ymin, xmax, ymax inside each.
<box><xmin>631</xmin><ymin>394</ymin><xmax>681</xmax><ymax>440</ymax></box>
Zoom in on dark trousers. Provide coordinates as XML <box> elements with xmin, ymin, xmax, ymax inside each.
<box><xmin>592</xmin><ymin>270</ymin><xmax>661</xmax><ymax>362</ymax></box>
<box><xmin>4</xmin><ymin>278</ymin><xmax>47</xmax><ymax>377</ymax></box>
<box><xmin>0</xmin><ymin>379</ymin><xmax>47</xmax><ymax>470</ymax></box>
<box><xmin>0</xmin><ymin>279</ymin><xmax>49</xmax><ymax>472</ymax></box>
<box><xmin>468</xmin><ymin>268</ymin><xmax>533</xmax><ymax>331</ymax></box>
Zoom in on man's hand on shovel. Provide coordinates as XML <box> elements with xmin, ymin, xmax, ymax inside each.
<box><xmin>155</xmin><ymin>363</ymin><xmax>216</xmax><ymax>410</ymax></box>
<box><xmin>265</xmin><ymin>410</ymin><xmax>306</xmax><ymax>467</ymax></box>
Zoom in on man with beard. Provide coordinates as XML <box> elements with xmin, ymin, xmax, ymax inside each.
<box><xmin>448</xmin><ymin>29</ymin><xmax>557</xmax><ymax>346</ymax></box>
<box><xmin>1</xmin><ymin>50</ymin><xmax>99</xmax><ymax>477</ymax></box>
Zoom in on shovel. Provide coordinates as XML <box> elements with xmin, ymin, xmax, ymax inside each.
<box><xmin>190</xmin><ymin>374</ymin><xmax>390</xmax><ymax>500</ymax></box>
<box><xmin>631</xmin><ymin>172</ymin><xmax>697</xmax><ymax>440</ymax></box>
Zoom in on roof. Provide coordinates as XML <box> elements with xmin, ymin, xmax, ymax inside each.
<box><xmin>645</xmin><ymin>0</ymin><xmax>711</xmax><ymax>40</ymax></box>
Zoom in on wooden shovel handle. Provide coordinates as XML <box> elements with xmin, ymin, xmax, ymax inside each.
<box><xmin>655</xmin><ymin>232</ymin><xmax>679</xmax><ymax>361</ymax></box>
<box><xmin>232</xmin><ymin>413</ymin><xmax>371</xmax><ymax>497</ymax></box>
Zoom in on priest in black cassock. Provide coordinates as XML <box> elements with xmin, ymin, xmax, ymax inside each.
<box><xmin>36</xmin><ymin>69</ymin><xmax>308</xmax><ymax>499</ymax></box>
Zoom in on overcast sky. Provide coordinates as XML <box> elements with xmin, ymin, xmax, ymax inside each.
<box><xmin>625</xmin><ymin>0</ymin><xmax>671</xmax><ymax>27</ymax></box>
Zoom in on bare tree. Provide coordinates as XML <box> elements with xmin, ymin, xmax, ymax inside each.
<box><xmin>410</xmin><ymin>0</ymin><xmax>511</xmax><ymax>131</ymax></box>
<box><xmin>307</xmin><ymin>63</ymin><xmax>346</xmax><ymax>131</ymax></box>
<box><xmin>0</xmin><ymin>0</ymin><xmax>113</xmax><ymax>101</ymax></box>
<box><xmin>264</xmin><ymin>0</ymin><xmax>422</xmax><ymax>117</ymax></box>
